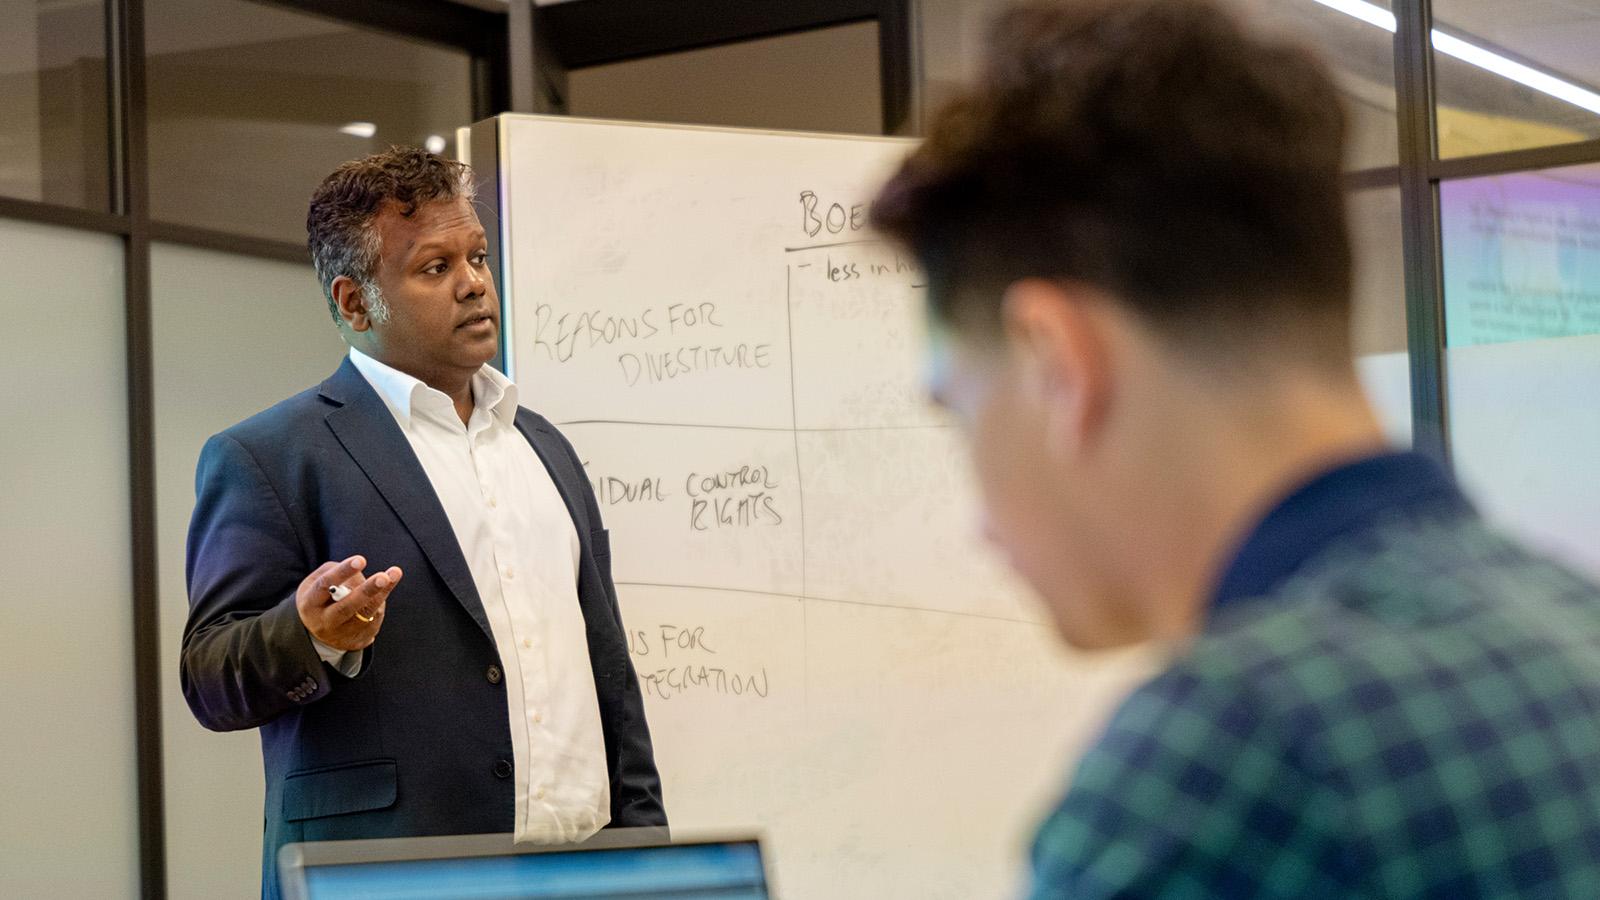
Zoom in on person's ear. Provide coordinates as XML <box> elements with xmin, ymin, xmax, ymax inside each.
<box><xmin>1000</xmin><ymin>278</ymin><xmax>1114</xmax><ymax>457</ymax></box>
<box><xmin>331</xmin><ymin>275</ymin><xmax>372</xmax><ymax>333</ymax></box>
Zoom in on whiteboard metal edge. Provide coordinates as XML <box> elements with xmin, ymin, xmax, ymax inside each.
<box><xmin>496</xmin><ymin>117</ymin><xmax>518</xmax><ymax>380</ymax></box>
<box><xmin>464</xmin><ymin>117</ymin><xmax>513</xmax><ymax>377</ymax></box>
<box><xmin>492</xmin><ymin>111</ymin><xmax>919</xmax><ymax>148</ymax></box>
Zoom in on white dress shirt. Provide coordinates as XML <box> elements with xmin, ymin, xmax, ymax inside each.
<box><xmin>323</xmin><ymin>347</ymin><xmax>611</xmax><ymax>843</ymax></box>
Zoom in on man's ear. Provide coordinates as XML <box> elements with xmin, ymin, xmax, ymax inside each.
<box><xmin>1000</xmin><ymin>278</ymin><xmax>1114</xmax><ymax>456</ymax></box>
<box><xmin>331</xmin><ymin>275</ymin><xmax>371</xmax><ymax>333</ymax></box>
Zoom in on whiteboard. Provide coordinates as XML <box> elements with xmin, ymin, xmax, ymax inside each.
<box><xmin>471</xmin><ymin>114</ymin><xmax>1156</xmax><ymax>899</ymax></box>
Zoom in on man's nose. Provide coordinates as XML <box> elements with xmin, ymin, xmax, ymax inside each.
<box><xmin>456</xmin><ymin>268</ymin><xmax>487</xmax><ymax>300</ymax></box>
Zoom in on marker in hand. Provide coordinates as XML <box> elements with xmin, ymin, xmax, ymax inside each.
<box><xmin>329</xmin><ymin>583</ymin><xmax>373</xmax><ymax>622</ymax></box>
<box><xmin>296</xmin><ymin>555</ymin><xmax>404</xmax><ymax>652</ymax></box>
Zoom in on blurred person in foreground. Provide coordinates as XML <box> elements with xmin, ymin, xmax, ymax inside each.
<box><xmin>873</xmin><ymin>1</ymin><xmax>1600</xmax><ymax>896</ymax></box>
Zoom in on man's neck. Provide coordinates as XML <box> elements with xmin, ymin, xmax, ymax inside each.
<box><xmin>419</xmin><ymin>370</ymin><xmax>475</xmax><ymax>426</ymax></box>
<box><xmin>352</xmin><ymin>343</ymin><xmax>477</xmax><ymax>426</ymax></box>
<box><xmin>449</xmin><ymin>385</ymin><xmax>474</xmax><ymax>426</ymax></box>
<box><xmin>1118</xmin><ymin>370</ymin><xmax>1388</xmax><ymax>643</ymax></box>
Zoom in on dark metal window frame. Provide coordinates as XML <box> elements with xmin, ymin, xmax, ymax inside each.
<box><xmin>1357</xmin><ymin>0</ymin><xmax>1600</xmax><ymax>464</ymax></box>
<box><xmin>1393</xmin><ymin>0</ymin><xmax>1450</xmax><ymax>464</ymax></box>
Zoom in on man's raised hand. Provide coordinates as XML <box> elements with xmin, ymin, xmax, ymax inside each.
<box><xmin>296</xmin><ymin>555</ymin><xmax>403</xmax><ymax>651</ymax></box>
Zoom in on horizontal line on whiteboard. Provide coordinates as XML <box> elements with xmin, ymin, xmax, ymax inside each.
<box><xmin>558</xmin><ymin>419</ymin><xmax>951</xmax><ymax>433</ymax></box>
<box><xmin>782</xmin><ymin>238</ymin><xmax>887</xmax><ymax>253</ymax></box>
<box><xmin>615</xmin><ymin>580</ymin><xmax>1042</xmax><ymax>627</ymax></box>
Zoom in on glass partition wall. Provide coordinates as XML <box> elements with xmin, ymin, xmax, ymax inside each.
<box><xmin>0</xmin><ymin>2</ymin><xmax>500</xmax><ymax>896</ymax></box>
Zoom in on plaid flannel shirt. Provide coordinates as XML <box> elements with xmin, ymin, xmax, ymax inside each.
<box><xmin>1030</xmin><ymin>453</ymin><xmax>1600</xmax><ymax>898</ymax></box>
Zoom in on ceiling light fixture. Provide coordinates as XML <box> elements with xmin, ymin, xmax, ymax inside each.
<box><xmin>1308</xmin><ymin>0</ymin><xmax>1600</xmax><ymax>116</ymax></box>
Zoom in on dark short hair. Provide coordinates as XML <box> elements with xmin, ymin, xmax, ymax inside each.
<box><xmin>872</xmin><ymin>0</ymin><xmax>1352</xmax><ymax>360</ymax></box>
<box><xmin>306</xmin><ymin>146</ymin><xmax>476</xmax><ymax>323</ymax></box>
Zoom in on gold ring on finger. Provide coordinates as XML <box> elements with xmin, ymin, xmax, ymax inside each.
<box><xmin>354</xmin><ymin>609</ymin><xmax>376</xmax><ymax>623</ymax></box>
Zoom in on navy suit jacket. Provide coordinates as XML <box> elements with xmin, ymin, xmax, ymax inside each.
<box><xmin>180</xmin><ymin>358</ymin><xmax>665</xmax><ymax>899</ymax></box>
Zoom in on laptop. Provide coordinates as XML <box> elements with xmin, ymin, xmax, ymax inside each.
<box><xmin>279</xmin><ymin>828</ymin><xmax>770</xmax><ymax>900</ymax></box>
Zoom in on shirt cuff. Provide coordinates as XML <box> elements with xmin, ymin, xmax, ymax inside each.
<box><xmin>311</xmin><ymin>636</ymin><xmax>362</xmax><ymax>677</ymax></box>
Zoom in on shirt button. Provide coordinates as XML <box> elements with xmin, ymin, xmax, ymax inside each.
<box><xmin>522</xmin><ymin>638</ymin><xmax>532</xmax><ymax>649</ymax></box>
<box><xmin>532</xmin><ymin>711</ymin><xmax>543</xmax><ymax>724</ymax></box>
<box><xmin>504</xmin><ymin>566</ymin><xmax>515</xmax><ymax>579</ymax></box>
<box><xmin>493</xmin><ymin>759</ymin><xmax>513</xmax><ymax>779</ymax></box>
<box><xmin>488</xmin><ymin>495</ymin><xmax>498</xmax><ymax>508</ymax></box>
<box><xmin>485</xmin><ymin>665</ymin><xmax>502</xmax><ymax>684</ymax></box>
<box><xmin>535</xmin><ymin>787</ymin><xmax>546</xmax><ymax>800</ymax></box>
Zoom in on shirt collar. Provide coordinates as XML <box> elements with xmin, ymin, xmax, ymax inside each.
<box><xmin>1211</xmin><ymin>451</ymin><xmax>1470</xmax><ymax>610</ymax></box>
<box><xmin>347</xmin><ymin>346</ymin><xmax>519</xmax><ymax>431</ymax></box>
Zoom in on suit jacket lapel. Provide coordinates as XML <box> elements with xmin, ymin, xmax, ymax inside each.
<box><xmin>319</xmin><ymin>359</ymin><xmax>495</xmax><ymax>645</ymax></box>
<box><xmin>513</xmin><ymin>411</ymin><xmax>627</xmax><ymax>693</ymax></box>
<box><xmin>514</xmin><ymin>411</ymin><xmax>592</xmax><ymax>542</ymax></box>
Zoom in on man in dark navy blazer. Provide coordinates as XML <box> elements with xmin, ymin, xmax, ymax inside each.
<box><xmin>181</xmin><ymin>147</ymin><xmax>665</xmax><ymax>899</ymax></box>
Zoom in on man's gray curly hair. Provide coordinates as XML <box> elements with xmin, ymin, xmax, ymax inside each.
<box><xmin>306</xmin><ymin>146</ymin><xmax>477</xmax><ymax>326</ymax></box>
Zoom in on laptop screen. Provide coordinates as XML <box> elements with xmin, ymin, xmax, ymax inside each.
<box><xmin>298</xmin><ymin>839</ymin><xmax>768</xmax><ymax>900</ymax></box>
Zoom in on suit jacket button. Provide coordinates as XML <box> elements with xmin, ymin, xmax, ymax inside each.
<box><xmin>486</xmin><ymin>665</ymin><xmax>502</xmax><ymax>685</ymax></box>
<box><xmin>493</xmin><ymin>759</ymin><xmax>513</xmax><ymax>779</ymax></box>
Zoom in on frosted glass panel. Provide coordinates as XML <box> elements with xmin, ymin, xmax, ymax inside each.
<box><xmin>1349</xmin><ymin>186</ymin><xmax>1412</xmax><ymax>447</ymax></box>
<box><xmin>0</xmin><ymin>219</ymin><xmax>136</xmax><ymax>895</ymax></box>
<box><xmin>151</xmin><ymin>243</ymin><xmax>346</xmax><ymax>899</ymax></box>
<box><xmin>1358</xmin><ymin>351</ymin><xmax>1412</xmax><ymax>448</ymax></box>
<box><xmin>1449</xmin><ymin>334</ymin><xmax>1600</xmax><ymax>579</ymax></box>
<box><xmin>1442</xmin><ymin>164</ymin><xmax>1600</xmax><ymax>580</ymax></box>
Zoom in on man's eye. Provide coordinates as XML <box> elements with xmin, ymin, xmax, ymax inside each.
<box><xmin>424</xmin><ymin>263</ymin><xmax>446</xmax><ymax>275</ymax></box>
<box><xmin>471</xmin><ymin>253</ymin><xmax>488</xmax><ymax>266</ymax></box>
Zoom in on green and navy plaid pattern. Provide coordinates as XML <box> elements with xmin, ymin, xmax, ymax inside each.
<box><xmin>1030</xmin><ymin>493</ymin><xmax>1600</xmax><ymax>897</ymax></box>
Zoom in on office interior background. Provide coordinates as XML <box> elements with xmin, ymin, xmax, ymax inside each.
<box><xmin>2</xmin><ymin>0</ymin><xmax>1597</xmax><ymax>896</ymax></box>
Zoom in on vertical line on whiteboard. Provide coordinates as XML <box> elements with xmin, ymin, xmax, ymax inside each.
<box><xmin>785</xmin><ymin>264</ymin><xmax>808</xmax><ymax>593</ymax></box>
<box><xmin>786</xmin><ymin>263</ymin><xmax>810</xmax><ymax>712</ymax></box>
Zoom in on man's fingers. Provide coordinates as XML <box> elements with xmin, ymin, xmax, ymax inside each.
<box><xmin>332</xmin><ymin>566</ymin><xmax>402</xmax><ymax>623</ymax></box>
<box><xmin>357</xmin><ymin>567</ymin><xmax>403</xmax><ymax>600</ymax></box>
<box><xmin>302</xmin><ymin>559</ymin><xmax>339</xmax><ymax>596</ymax></box>
<box><xmin>314</xmin><ymin>555</ymin><xmax>367</xmax><ymax>599</ymax></box>
<box><xmin>360</xmin><ymin>602</ymin><xmax>387</xmax><ymax>628</ymax></box>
